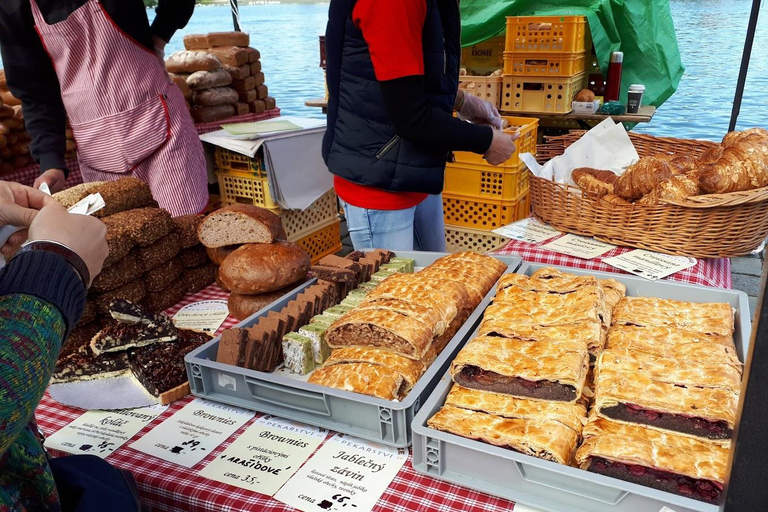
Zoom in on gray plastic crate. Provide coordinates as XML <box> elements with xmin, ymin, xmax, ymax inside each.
<box><xmin>412</xmin><ymin>262</ymin><xmax>751</xmax><ymax>512</ymax></box>
<box><xmin>185</xmin><ymin>251</ymin><xmax>522</xmax><ymax>447</ymax></box>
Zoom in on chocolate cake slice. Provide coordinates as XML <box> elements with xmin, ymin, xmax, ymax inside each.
<box><xmin>109</xmin><ymin>299</ymin><xmax>170</xmax><ymax>325</ymax></box>
<box><xmin>52</xmin><ymin>349</ymin><xmax>130</xmax><ymax>384</ymax></box>
<box><xmin>129</xmin><ymin>328</ymin><xmax>211</xmax><ymax>403</ymax></box>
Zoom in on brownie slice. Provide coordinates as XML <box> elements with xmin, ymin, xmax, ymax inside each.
<box><xmin>600</xmin><ymin>404</ymin><xmax>732</xmax><ymax>440</ymax></box>
<box><xmin>267</xmin><ymin>310</ymin><xmax>287</xmax><ymax>339</ymax></box>
<box><xmin>454</xmin><ymin>366</ymin><xmax>578</xmax><ymax>402</ymax></box>
<box><xmin>586</xmin><ymin>457</ymin><xmax>722</xmax><ymax>503</ymax></box>
<box><xmin>109</xmin><ymin>298</ymin><xmax>170</xmax><ymax>325</ymax></box>
<box><xmin>128</xmin><ymin>328</ymin><xmax>212</xmax><ymax>398</ymax></box>
<box><xmin>311</xmin><ymin>265</ymin><xmax>357</xmax><ymax>285</ymax></box>
<box><xmin>345</xmin><ymin>250</ymin><xmax>364</xmax><ymax>261</ymax></box>
<box><xmin>217</xmin><ymin>328</ymin><xmax>248</xmax><ymax>366</ymax></box>
<box><xmin>366</xmin><ymin>249</ymin><xmax>394</xmax><ymax>264</ymax></box>
<box><xmin>90</xmin><ymin>320</ymin><xmax>178</xmax><ymax>355</ymax></box>
<box><xmin>53</xmin><ymin>345</ymin><xmax>130</xmax><ymax>384</ymax></box>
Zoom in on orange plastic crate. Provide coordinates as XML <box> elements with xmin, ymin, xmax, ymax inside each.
<box><xmin>214</xmin><ymin>147</ymin><xmax>266</xmax><ymax>176</ymax></box>
<box><xmin>444</xmin><ymin>161</ymin><xmax>529</xmax><ymax>202</ymax></box>
<box><xmin>505</xmin><ymin>16</ymin><xmax>589</xmax><ymax>53</ymax></box>
<box><xmin>461</xmin><ymin>36</ymin><xmax>505</xmax><ymax>75</ymax></box>
<box><xmin>280</xmin><ymin>189</ymin><xmax>339</xmax><ymax>240</ymax></box>
<box><xmin>459</xmin><ymin>76</ymin><xmax>502</xmax><ymax>109</ymax></box>
<box><xmin>451</xmin><ymin>115</ymin><xmax>538</xmax><ymax>169</ymax></box>
<box><xmin>501</xmin><ymin>73</ymin><xmax>587</xmax><ymax>114</ymax></box>
<box><xmin>503</xmin><ymin>51</ymin><xmax>587</xmax><ymax>77</ymax></box>
<box><xmin>292</xmin><ymin>218</ymin><xmax>342</xmax><ymax>264</ymax></box>
<box><xmin>445</xmin><ymin>225</ymin><xmax>511</xmax><ymax>254</ymax></box>
<box><xmin>443</xmin><ymin>191</ymin><xmax>531</xmax><ymax>231</ymax></box>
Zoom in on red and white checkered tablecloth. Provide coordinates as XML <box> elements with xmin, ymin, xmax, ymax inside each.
<box><xmin>194</xmin><ymin>108</ymin><xmax>281</xmax><ymax>135</ymax></box>
<box><xmin>2</xmin><ymin>158</ymin><xmax>83</xmax><ymax>188</ymax></box>
<box><xmin>491</xmin><ymin>237</ymin><xmax>732</xmax><ymax>289</ymax></box>
<box><xmin>35</xmin><ymin>284</ymin><xmax>520</xmax><ymax>512</ymax></box>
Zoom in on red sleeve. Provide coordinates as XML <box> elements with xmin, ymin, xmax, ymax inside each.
<box><xmin>353</xmin><ymin>0</ymin><xmax>427</xmax><ymax>81</ymax></box>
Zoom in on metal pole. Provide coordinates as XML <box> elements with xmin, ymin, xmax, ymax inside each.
<box><xmin>728</xmin><ymin>0</ymin><xmax>761</xmax><ymax>132</ymax></box>
<box><xmin>230</xmin><ymin>0</ymin><xmax>241</xmax><ymax>32</ymax></box>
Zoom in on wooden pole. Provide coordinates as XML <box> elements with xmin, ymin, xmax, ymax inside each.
<box><xmin>728</xmin><ymin>0</ymin><xmax>761</xmax><ymax>132</ymax></box>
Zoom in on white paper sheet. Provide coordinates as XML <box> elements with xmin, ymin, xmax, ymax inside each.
<box><xmin>48</xmin><ymin>374</ymin><xmax>159</xmax><ymax>410</ymax></box>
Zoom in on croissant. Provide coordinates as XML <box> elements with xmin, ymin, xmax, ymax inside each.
<box><xmin>637</xmin><ymin>175</ymin><xmax>701</xmax><ymax>205</ymax></box>
<box><xmin>668</xmin><ymin>155</ymin><xmax>698</xmax><ymax>174</ymax></box>
<box><xmin>722</xmin><ymin>127</ymin><xmax>768</xmax><ymax>148</ymax></box>
<box><xmin>614</xmin><ymin>157</ymin><xmax>680</xmax><ymax>200</ymax></box>
<box><xmin>601</xmin><ymin>194</ymin><xmax>631</xmax><ymax>206</ymax></box>
<box><xmin>697</xmin><ymin>145</ymin><xmax>724</xmax><ymax>165</ymax></box>
<box><xmin>698</xmin><ymin>136</ymin><xmax>768</xmax><ymax>194</ymax></box>
<box><xmin>572</xmin><ymin>168</ymin><xmax>617</xmax><ymax>197</ymax></box>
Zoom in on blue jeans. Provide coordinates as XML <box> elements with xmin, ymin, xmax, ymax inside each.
<box><xmin>340</xmin><ymin>194</ymin><xmax>447</xmax><ymax>252</ymax></box>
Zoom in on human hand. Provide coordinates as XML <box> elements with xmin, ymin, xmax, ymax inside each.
<box><xmin>0</xmin><ymin>180</ymin><xmax>57</xmax><ymax>257</ymax></box>
<box><xmin>27</xmin><ymin>203</ymin><xmax>108</xmax><ymax>287</ymax></box>
<box><xmin>484</xmin><ymin>129</ymin><xmax>520</xmax><ymax>165</ymax></box>
<box><xmin>33</xmin><ymin>168</ymin><xmax>67</xmax><ymax>193</ymax></box>
<box><xmin>458</xmin><ymin>93</ymin><xmax>503</xmax><ymax>129</ymax></box>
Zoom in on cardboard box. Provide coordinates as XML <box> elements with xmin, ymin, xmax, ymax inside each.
<box><xmin>571</xmin><ymin>99</ymin><xmax>602</xmax><ymax>115</ymax></box>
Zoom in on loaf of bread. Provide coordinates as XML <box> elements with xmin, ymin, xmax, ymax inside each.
<box><xmin>52</xmin><ymin>181</ymin><xmax>103</xmax><ymax>208</ymax></box>
<box><xmin>251</xmin><ymin>72</ymin><xmax>265</xmax><ymax>87</ymax></box>
<box><xmin>173</xmin><ymin>214</ymin><xmax>204</xmax><ymax>248</ymax></box>
<box><xmin>170</xmin><ymin>73</ymin><xmax>192</xmax><ymax>101</ymax></box>
<box><xmin>92</xmin><ymin>178</ymin><xmax>156</xmax><ymax>218</ymax></box>
<box><xmin>184</xmin><ymin>263</ymin><xmax>217</xmax><ymax>295</ymax></box>
<box><xmin>166</xmin><ymin>51</ymin><xmax>221</xmax><ymax>73</ymax></box>
<box><xmin>219</xmin><ymin>241</ymin><xmax>310</xmax><ymax>295</ymax></box>
<box><xmin>205</xmin><ymin>245</ymin><xmax>239</xmax><ymax>265</ymax></box>
<box><xmin>238</xmin><ymin>89</ymin><xmax>258</xmax><ymax>103</ymax></box>
<box><xmin>256</xmin><ymin>85</ymin><xmax>269</xmax><ymax>99</ymax></box>
<box><xmin>190</xmin><ymin>104</ymin><xmax>236</xmax><ymax>123</ymax></box>
<box><xmin>206</xmin><ymin>47</ymin><xmax>249</xmax><ymax>67</ymax></box>
<box><xmin>574</xmin><ymin>89</ymin><xmax>596</xmax><ymax>102</ymax></box>
<box><xmin>245</xmin><ymin>47</ymin><xmax>260</xmax><ymax>62</ymax></box>
<box><xmin>236</xmin><ymin>102</ymin><xmax>249</xmax><ymax>116</ymax></box>
<box><xmin>145</xmin><ymin>258</ymin><xmax>184</xmax><ymax>293</ymax></box>
<box><xmin>90</xmin><ymin>252</ymin><xmax>144</xmax><ymax>293</ymax></box>
<box><xmin>250</xmin><ymin>61</ymin><xmax>261</xmax><ymax>75</ymax></box>
<box><xmin>614</xmin><ymin>157</ymin><xmax>679</xmax><ymax>201</ymax></box>
<box><xmin>228</xmin><ymin>284</ymin><xmax>303</xmax><ymax>320</ymax></box>
<box><xmin>264</xmin><ymin>97</ymin><xmax>277</xmax><ymax>111</ymax></box>
<box><xmin>102</xmin><ymin>207</ymin><xmax>175</xmax><ymax>247</ymax></box>
<box><xmin>104</xmin><ymin>229</ymin><xmax>135</xmax><ymax>268</ymax></box>
<box><xmin>208</xmin><ymin>32</ymin><xmax>250</xmax><ymax>48</ymax></box>
<box><xmin>231</xmin><ymin>76</ymin><xmax>257</xmax><ymax>92</ymax></box>
<box><xmin>193</xmin><ymin>87</ymin><xmax>239</xmax><ymax>106</ymax></box>
<box><xmin>143</xmin><ymin>279</ymin><xmax>187</xmax><ymax>313</ymax></box>
<box><xmin>93</xmin><ymin>280</ymin><xmax>147</xmax><ymax>314</ymax></box>
<box><xmin>248</xmin><ymin>100</ymin><xmax>266</xmax><ymax>114</ymax></box>
<box><xmin>198</xmin><ymin>204</ymin><xmax>286</xmax><ymax>247</ymax></box>
<box><xmin>572</xmin><ymin>168</ymin><xmax>617</xmax><ymax>197</ymax></box>
<box><xmin>178</xmin><ymin>245</ymin><xmax>209</xmax><ymax>268</ymax></box>
<box><xmin>224</xmin><ymin>64</ymin><xmax>250</xmax><ymax>80</ymax></box>
<box><xmin>215</xmin><ymin>267</ymin><xmax>229</xmax><ymax>291</ymax></box>
<box><xmin>136</xmin><ymin>231</ymin><xmax>181</xmax><ymax>271</ymax></box>
<box><xmin>183</xmin><ymin>34</ymin><xmax>209</xmax><ymax>50</ymax></box>
<box><xmin>187</xmin><ymin>68</ymin><xmax>233</xmax><ymax>91</ymax></box>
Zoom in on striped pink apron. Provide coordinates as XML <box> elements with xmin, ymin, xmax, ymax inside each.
<box><xmin>30</xmin><ymin>0</ymin><xmax>209</xmax><ymax>216</ymax></box>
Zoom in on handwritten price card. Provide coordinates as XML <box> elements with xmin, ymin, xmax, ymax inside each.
<box><xmin>130</xmin><ymin>398</ymin><xmax>254</xmax><ymax>467</ymax></box>
<box><xmin>274</xmin><ymin>433</ymin><xmax>407</xmax><ymax>512</ymax></box>
<box><xmin>199</xmin><ymin>415</ymin><xmax>327</xmax><ymax>495</ymax></box>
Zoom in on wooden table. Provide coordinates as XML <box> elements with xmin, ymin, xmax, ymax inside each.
<box><xmin>509</xmin><ymin>105</ymin><xmax>656</xmax><ymax>131</ymax></box>
<box><xmin>305</xmin><ymin>98</ymin><xmax>328</xmax><ymax>114</ymax></box>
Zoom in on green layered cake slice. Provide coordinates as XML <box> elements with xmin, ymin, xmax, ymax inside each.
<box><xmin>323</xmin><ymin>305</ymin><xmax>353</xmax><ymax>319</ymax></box>
<box><xmin>347</xmin><ymin>288</ymin><xmax>370</xmax><ymax>300</ymax></box>
<box><xmin>370</xmin><ymin>269</ymin><xmax>399</xmax><ymax>282</ymax></box>
<box><xmin>389</xmin><ymin>257</ymin><xmax>415</xmax><ymax>273</ymax></box>
<box><xmin>282</xmin><ymin>332</ymin><xmax>315</xmax><ymax>375</ymax></box>
<box><xmin>298</xmin><ymin>324</ymin><xmax>331</xmax><ymax>364</ymax></box>
<box><xmin>340</xmin><ymin>296</ymin><xmax>363</xmax><ymax>308</ymax></box>
<box><xmin>310</xmin><ymin>314</ymin><xmax>335</xmax><ymax>327</ymax></box>
<box><xmin>357</xmin><ymin>281</ymin><xmax>379</xmax><ymax>291</ymax></box>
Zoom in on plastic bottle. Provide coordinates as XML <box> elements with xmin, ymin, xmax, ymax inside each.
<box><xmin>605</xmin><ymin>51</ymin><xmax>623</xmax><ymax>102</ymax></box>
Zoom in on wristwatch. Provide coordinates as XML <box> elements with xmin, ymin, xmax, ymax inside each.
<box><xmin>16</xmin><ymin>240</ymin><xmax>90</xmax><ymax>287</ymax></box>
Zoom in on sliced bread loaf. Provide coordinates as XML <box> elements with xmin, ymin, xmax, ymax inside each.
<box><xmin>198</xmin><ymin>204</ymin><xmax>286</xmax><ymax>248</ymax></box>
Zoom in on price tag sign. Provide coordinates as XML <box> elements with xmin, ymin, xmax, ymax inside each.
<box><xmin>541</xmin><ymin>234</ymin><xmax>617</xmax><ymax>259</ymax></box>
<box><xmin>172</xmin><ymin>300</ymin><xmax>230</xmax><ymax>334</ymax></box>
<box><xmin>274</xmin><ymin>434</ymin><xmax>407</xmax><ymax>512</ymax></box>
<box><xmin>199</xmin><ymin>415</ymin><xmax>327</xmax><ymax>495</ymax></box>
<box><xmin>492</xmin><ymin>218</ymin><xmax>561</xmax><ymax>244</ymax></box>
<box><xmin>44</xmin><ymin>404</ymin><xmax>167</xmax><ymax>458</ymax></box>
<box><xmin>130</xmin><ymin>398</ymin><xmax>254</xmax><ymax>468</ymax></box>
<box><xmin>603</xmin><ymin>250</ymin><xmax>696</xmax><ymax>281</ymax></box>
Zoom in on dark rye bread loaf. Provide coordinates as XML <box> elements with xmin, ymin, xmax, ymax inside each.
<box><xmin>184</xmin><ymin>264</ymin><xmax>217</xmax><ymax>295</ymax></box>
<box><xmin>198</xmin><ymin>204</ymin><xmax>286</xmax><ymax>248</ymax></box>
<box><xmin>227</xmin><ymin>281</ymin><xmax>307</xmax><ymax>321</ymax></box>
<box><xmin>219</xmin><ymin>241</ymin><xmax>310</xmax><ymax>294</ymax></box>
<box><xmin>93</xmin><ymin>178</ymin><xmax>156</xmax><ymax>218</ymax></box>
<box><xmin>103</xmin><ymin>229</ymin><xmax>135</xmax><ymax>268</ymax></box>
<box><xmin>173</xmin><ymin>214</ymin><xmax>204</xmax><ymax>248</ymax></box>
<box><xmin>90</xmin><ymin>252</ymin><xmax>145</xmax><ymax>293</ymax></box>
<box><xmin>136</xmin><ymin>231</ymin><xmax>181</xmax><ymax>271</ymax></box>
<box><xmin>103</xmin><ymin>207</ymin><xmax>175</xmax><ymax>247</ymax></box>
<box><xmin>205</xmin><ymin>245</ymin><xmax>239</xmax><ymax>265</ymax></box>
<box><xmin>92</xmin><ymin>280</ymin><xmax>147</xmax><ymax>314</ymax></box>
<box><xmin>178</xmin><ymin>245</ymin><xmax>209</xmax><ymax>268</ymax></box>
<box><xmin>145</xmin><ymin>258</ymin><xmax>184</xmax><ymax>292</ymax></box>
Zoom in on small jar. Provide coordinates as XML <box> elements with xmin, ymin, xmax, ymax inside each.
<box><xmin>627</xmin><ymin>84</ymin><xmax>645</xmax><ymax>114</ymax></box>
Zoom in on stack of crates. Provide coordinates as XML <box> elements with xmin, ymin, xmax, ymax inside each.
<box><xmin>500</xmin><ymin>16</ymin><xmax>590</xmax><ymax>114</ymax></box>
<box><xmin>459</xmin><ymin>36</ymin><xmax>505</xmax><ymax>110</ymax></box>
<box><xmin>443</xmin><ymin>116</ymin><xmax>538</xmax><ymax>253</ymax></box>
<box><xmin>214</xmin><ymin>147</ymin><xmax>342</xmax><ymax>263</ymax></box>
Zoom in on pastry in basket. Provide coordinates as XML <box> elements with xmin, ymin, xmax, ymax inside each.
<box><xmin>449</xmin><ymin>335</ymin><xmax>589</xmax><ymax>402</ymax></box>
<box><xmin>427</xmin><ymin>385</ymin><xmax>586</xmax><ymax>464</ymax></box>
<box><xmin>593</xmin><ymin>348</ymin><xmax>740</xmax><ymax>441</ymax></box>
<box><xmin>571</xmin><ymin>167</ymin><xmax>617</xmax><ymax>197</ymax></box>
<box><xmin>611</xmin><ymin>297</ymin><xmax>734</xmax><ymax>338</ymax></box>
<box><xmin>614</xmin><ymin>156</ymin><xmax>680</xmax><ymax>201</ymax></box>
<box><xmin>575</xmin><ymin>415</ymin><xmax>729</xmax><ymax>503</ymax></box>
<box><xmin>310</xmin><ymin>346</ymin><xmax>425</xmax><ymax>398</ymax></box>
<box><xmin>637</xmin><ymin>174</ymin><xmax>700</xmax><ymax>205</ymax></box>
<box><xmin>698</xmin><ymin>132</ymin><xmax>768</xmax><ymax>194</ymax></box>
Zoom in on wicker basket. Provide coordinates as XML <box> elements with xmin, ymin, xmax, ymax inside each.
<box><xmin>531</xmin><ymin>131</ymin><xmax>768</xmax><ymax>258</ymax></box>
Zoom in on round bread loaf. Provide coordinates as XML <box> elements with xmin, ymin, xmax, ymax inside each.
<box><xmin>214</xmin><ymin>267</ymin><xmax>229</xmax><ymax>292</ymax></box>
<box><xmin>205</xmin><ymin>245</ymin><xmax>239</xmax><ymax>265</ymax></box>
<box><xmin>198</xmin><ymin>204</ymin><xmax>286</xmax><ymax>248</ymax></box>
<box><xmin>227</xmin><ymin>284</ymin><xmax>301</xmax><ymax>320</ymax></box>
<box><xmin>219</xmin><ymin>241</ymin><xmax>310</xmax><ymax>294</ymax></box>
<box><xmin>574</xmin><ymin>89</ymin><xmax>595</xmax><ymax>102</ymax></box>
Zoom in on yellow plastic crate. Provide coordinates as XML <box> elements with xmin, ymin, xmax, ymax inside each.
<box><xmin>451</xmin><ymin>116</ymin><xmax>538</xmax><ymax>169</ymax></box>
<box><xmin>443</xmin><ymin>192</ymin><xmax>530</xmax><ymax>231</ymax></box>
<box><xmin>505</xmin><ymin>16</ymin><xmax>589</xmax><ymax>53</ymax></box>
<box><xmin>445</xmin><ymin>225</ymin><xmax>511</xmax><ymax>254</ymax></box>
<box><xmin>215</xmin><ymin>169</ymin><xmax>280</xmax><ymax>212</ymax></box>
<box><xmin>503</xmin><ymin>51</ymin><xmax>587</xmax><ymax>77</ymax></box>
<box><xmin>501</xmin><ymin>72</ymin><xmax>587</xmax><ymax>114</ymax></box>
<box><xmin>280</xmin><ymin>189</ymin><xmax>340</xmax><ymax>240</ymax></box>
<box><xmin>459</xmin><ymin>76</ymin><xmax>502</xmax><ymax>109</ymax></box>
<box><xmin>292</xmin><ymin>218</ymin><xmax>342</xmax><ymax>264</ymax></box>
<box><xmin>444</xmin><ymin>162</ymin><xmax>529</xmax><ymax>202</ymax></box>
<box><xmin>461</xmin><ymin>36</ymin><xmax>505</xmax><ymax>75</ymax></box>
<box><xmin>214</xmin><ymin>147</ymin><xmax>266</xmax><ymax>176</ymax></box>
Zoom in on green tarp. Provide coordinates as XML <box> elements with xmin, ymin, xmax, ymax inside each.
<box><xmin>460</xmin><ymin>0</ymin><xmax>684</xmax><ymax>107</ymax></box>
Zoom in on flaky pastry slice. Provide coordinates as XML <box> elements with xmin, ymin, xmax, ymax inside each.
<box><xmin>450</xmin><ymin>335</ymin><xmax>589</xmax><ymax>402</ymax></box>
<box><xmin>478</xmin><ymin>311</ymin><xmax>602</xmax><ymax>354</ymax></box>
<box><xmin>356</xmin><ymin>299</ymin><xmax>445</xmax><ymax>336</ymax></box>
<box><xmin>427</xmin><ymin>404</ymin><xmax>579</xmax><ymax>465</ymax></box>
<box><xmin>575</xmin><ymin>416</ymin><xmax>729</xmax><ymax>504</ymax></box>
<box><xmin>594</xmin><ymin>350</ymin><xmax>740</xmax><ymax>441</ymax></box>
<box><xmin>308</xmin><ymin>362</ymin><xmax>404</xmax><ymax>400</ymax></box>
<box><xmin>322</xmin><ymin>346</ymin><xmax>425</xmax><ymax>396</ymax></box>
<box><xmin>491</xmin><ymin>286</ymin><xmax>604</xmax><ymax>325</ymax></box>
<box><xmin>612</xmin><ymin>297</ymin><xmax>734</xmax><ymax>337</ymax></box>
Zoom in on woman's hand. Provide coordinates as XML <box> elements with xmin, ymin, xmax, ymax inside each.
<box><xmin>0</xmin><ymin>181</ymin><xmax>56</xmax><ymax>257</ymax></box>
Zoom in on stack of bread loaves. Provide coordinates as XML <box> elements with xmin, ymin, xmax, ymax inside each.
<box><xmin>53</xmin><ymin>178</ymin><xmax>216</xmax><ymax>341</ymax></box>
<box><xmin>166</xmin><ymin>31</ymin><xmax>276</xmax><ymax>124</ymax></box>
<box><xmin>198</xmin><ymin>204</ymin><xmax>310</xmax><ymax>320</ymax></box>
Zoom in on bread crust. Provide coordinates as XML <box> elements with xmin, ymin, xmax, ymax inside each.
<box><xmin>198</xmin><ymin>204</ymin><xmax>285</xmax><ymax>248</ymax></box>
<box><xmin>219</xmin><ymin>241</ymin><xmax>310</xmax><ymax>294</ymax></box>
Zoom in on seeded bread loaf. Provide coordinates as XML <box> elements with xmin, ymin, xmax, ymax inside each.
<box><xmin>143</xmin><ymin>279</ymin><xmax>187</xmax><ymax>313</ymax></box>
<box><xmin>90</xmin><ymin>252</ymin><xmax>145</xmax><ymax>293</ymax></box>
<box><xmin>92</xmin><ymin>280</ymin><xmax>147</xmax><ymax>314</ymax></box>
<box><xmin>172</xmin><ymin>214</ymin><xmax>204</xmax><ymax>248</ymax></box>
<box><xmin>136</xmin><ymin>231</ymin><xmax>181</xmax><ymax>271</ymax></box>
<box><xmin>198</xmin><ymin>204</ymin><xmax>285</xmax><ymax>247</ymax></box>
<box><xmin>145</xmin><ymin>258</ymin><xmax>184</xmax><ymax>293</ymax></box>
<box><xmin>103</xmin><ymin>207</ymin><xmax>175</xmax><ymax>247</ymax></box>
<box><xmin>205</xmin><ymin>245</ymin><xmax>239</xmax><ymax>265</ymax></box>
<box><xmin>178</xmin><ymin>245</ymin><xmax>209</xmax><ymax>268</ymax></box>
<box><xmin>219</xmin><ymin>241</ymin><xmax>310</xmax><ymax>294</ymax></box>
<box><xmin>184</xmin><ymin>263</ymin><xmax>217</xmax><ymax>294</ymax></box>
<box><xmin>190</xmin><ymin>104</ymin><xmax>235</xmax><ymax>123</ymax></box>
<box><xmin>93</xmin><ymin>178</ymin><xmax>156</xmax><ymax>218</ymax></box>
<box><xmin>166</xmin><ymin>50</ymin><xmax>221</xmax><ymax>73</ymax></box>
<box><xmin>52</xmin><ymin>181</ymin><xmax>104</xmax><ymax>209</ymax></box>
